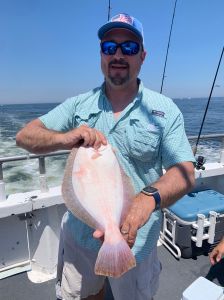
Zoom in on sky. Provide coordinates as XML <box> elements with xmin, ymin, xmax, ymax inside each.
<box><xmin>0</xmin><ymin>0</ymin><xmax>223</xmax><ymax>104</ymax></box>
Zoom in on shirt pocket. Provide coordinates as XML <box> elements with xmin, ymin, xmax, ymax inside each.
<box><xmin>125</xmin><ymin>125</ymin><xmax>161</xmax><ymax>162</ymax></box>
<box><xmin>73</xmin><ymin>111</ymin><xmax>101</xmax><ymax>128</ymax></box>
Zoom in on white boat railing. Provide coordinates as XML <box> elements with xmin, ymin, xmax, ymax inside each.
<box><xmin>0</xmin><ymin>133</ymin><xmax>224</xmax><ymax>202</ymax></box>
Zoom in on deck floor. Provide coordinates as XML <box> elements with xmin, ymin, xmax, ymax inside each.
<box><xmin>1</xmin><ymin>245</ymin><xmax>223</xmax><ymax>300</ymax></box>
<box><xmin>154</xmin><ymin>245</ymin><xmax>224</xmax><ymax>300</ymax></box>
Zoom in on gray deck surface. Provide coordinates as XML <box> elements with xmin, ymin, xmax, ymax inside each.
<box><xmin>154</xmin><ymin>245</ymin><xmax>224</xmax><ymax>300</ymax></box>
<box><xmin>0</xmin><ymin>245</ymin><xmax>223</xmax><ymax>300</ymax></box>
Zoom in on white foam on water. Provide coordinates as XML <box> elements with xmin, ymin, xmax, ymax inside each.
<box><xmin>1</xmin><ymin>138</ymin><xmax>67</xmax><ymax>194</ymax></box>
<box><xmin>194</xmin><ymin>143</ymin><xmax>221</xmax><ymax>163</ymax></box>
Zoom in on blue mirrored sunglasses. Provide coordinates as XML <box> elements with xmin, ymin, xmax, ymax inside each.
<box><xmin>101</xmin><ymin>41</ymin><xmax>140</xmax><ymax>56</ymax></box>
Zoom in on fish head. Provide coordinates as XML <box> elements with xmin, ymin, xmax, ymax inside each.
<box><xmin>78</xmin><ymin>144</ymin><xmax>113</xmax><ymax>160</ymax></box>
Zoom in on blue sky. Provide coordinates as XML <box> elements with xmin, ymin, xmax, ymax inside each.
<box><xmin>0</xmin><ymin>0</ymin><xmax>223</xmax><ymax>104</ymax></box>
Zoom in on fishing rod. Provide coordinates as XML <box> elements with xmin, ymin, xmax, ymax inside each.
<box><xmin>193</xmin><ymin>46</ymin><xmax>224</xmax><ymax>157</ymax></box>
<box><xmin>160</xmin><ymin>0</ymin><xmax>178</xmax><ymax>94</ymax></box>
<box><xmin>107</xmin><ymin>0</ymin><xmax>111</xmax><ymax>21</ymax></box>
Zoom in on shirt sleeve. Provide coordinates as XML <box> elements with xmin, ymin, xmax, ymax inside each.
<box><xmin>161</xmin><ymin>106</ymin><xmax>195</xmax><ymax>169</ymax></box>
<box><xmin>39</xmin><ymin>98</ymin><xmax>75</xmax><ymax>132</ymax></box>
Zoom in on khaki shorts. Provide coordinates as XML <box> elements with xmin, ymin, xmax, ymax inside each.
<box><xmin>56</xmin><ymin>221</ymin><xmax>161</xmax><ymax>300</ymax></box>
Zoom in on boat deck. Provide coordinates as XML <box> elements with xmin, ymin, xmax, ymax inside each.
<box><xmin>1</xmin><ymin>244</ymin><xmax>223</xmax><ymax>300</ymax></box>
<box><xmin>154</xmin><ymin>245</ymin><xmax>224</xmax><ymax>300</ymax></box>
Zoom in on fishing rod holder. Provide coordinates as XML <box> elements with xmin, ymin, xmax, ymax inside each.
<box><xmin>38</xmin><ymin>157</ymin><xmax>49</xmax><ymax>193</ymax></box>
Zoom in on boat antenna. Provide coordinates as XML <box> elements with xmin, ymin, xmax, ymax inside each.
<box><xmin>107</xmin><ymin>0</ymin><xmax>111</xmax><ymax>21</ymax></box>
<box><xmin>160</xmin><ymin>0</ymin><xmax>178</xmax><ymax>94</ymax></box>
<box><xmin>193</xmin><ymin>46</ymin><xmax>224</xmax><ymax>156</ymax></box>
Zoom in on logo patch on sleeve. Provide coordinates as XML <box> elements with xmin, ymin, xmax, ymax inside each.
<box><xmin>152</xmin><ymin>110</ymin><xmax>165</xmax><ymax>117</ymax></box>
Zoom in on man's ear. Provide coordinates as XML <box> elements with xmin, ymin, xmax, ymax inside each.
<box><xmin>141</xmin><ymin>50</ymin><xmax>147</xmax><ymax>62</ymax></box>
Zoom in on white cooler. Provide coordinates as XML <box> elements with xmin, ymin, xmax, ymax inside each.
<box><xmin>182</xmin><ymin>277</ymin><xmax>224</xmax><ymax>300</ymax></box>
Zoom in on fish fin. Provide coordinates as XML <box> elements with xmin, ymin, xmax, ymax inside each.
<box><xmin>62</xmin><ymin>147</ymin><xmax>101</xmax><ymax>229</ymax></box>
<box><xmin>94</xmin><ymin>235</ymin><xmax>136</xmax><ymax>277</ymax></box>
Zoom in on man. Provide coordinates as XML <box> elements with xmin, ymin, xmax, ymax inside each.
<box><xmin>209</xmin><ymin>238</ymin><xmax>224</xmax><ymax>265</ymax></box>
<box><xmin>16</xmin><ymin>13</ymin><xmax>195</xmax><ymax>300</ymax></box>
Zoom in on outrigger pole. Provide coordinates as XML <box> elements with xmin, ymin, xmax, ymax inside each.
<box><xmin>160</xmin><ymin>0</ymin><xmax>178</xmax><ymax>94</ymax></box>
<box><xmin>107</xmin><ymin>0</ymin><xmax>111</xmax><ymax>21</ymax></box>
<box><xmin>193</xmin><ymin>46</ymin><xmax>224</xmax><ymax>156</ymax></box>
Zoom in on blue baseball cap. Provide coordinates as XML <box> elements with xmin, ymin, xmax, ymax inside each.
<box><xmin>98</xmin><ymin>13</ymin><xmax>144</xmax><ymax>44</ymax></box>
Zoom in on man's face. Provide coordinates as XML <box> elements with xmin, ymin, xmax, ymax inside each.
<box><xmin>100</xmin><ymin>28</ymin><xmax>146</xmax><ymax>88</ymax></box>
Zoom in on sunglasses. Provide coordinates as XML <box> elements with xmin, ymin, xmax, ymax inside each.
<box><xmin>101</xmin><ymin>41</ymin><xmax>140</xmax><ymax>56</ymax></box>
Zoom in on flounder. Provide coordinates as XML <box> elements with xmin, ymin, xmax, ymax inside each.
<box><xmin>62</xmin><ymin>144</ymin><xmax>136</xmax><ymax>277</ymax></box>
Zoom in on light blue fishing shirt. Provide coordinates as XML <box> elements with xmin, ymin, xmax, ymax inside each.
<box><xmin>39</xmin><ymin>80</ymin><xmax>195</xmax><ymax>262</ymax></box>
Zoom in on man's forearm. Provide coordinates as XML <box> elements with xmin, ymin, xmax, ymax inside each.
<box><xmin>16</xmin><ymin>119</ymin><xmax>64</xmax><ymax>154</ymax></box>
<box><xmin>120</xmin><ymin>162</ymin><xmax>195</xmax><ymax>247</ymax></box>
<box><xmin>152</xmin><ymin>161</ymin><xmax>195</xmax><ymax>208</ymax></box>
<box><xmin>16</xmin><ymin>119</ymin><xmax>108</xmax><ymax>154</ymax></box>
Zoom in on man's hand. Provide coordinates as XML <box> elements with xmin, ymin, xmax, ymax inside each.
<box><xmin>61</xmin><ymin>124</ymin><xmax>107</xmax><ymax>150</ymax></box>
<box><xmin>93</xmin><ymin>194</ymin><xmax>155</xmax><ymax>247</ymax></box>
<box><xmin>209</xmin><ymin>239</ymin><xmax>224</xmax><ymax>265</ymax></box>
<box><xmin>120</xmin><ymin>193</ymin><xmax>155</xmax><ymax>248</ymax></box>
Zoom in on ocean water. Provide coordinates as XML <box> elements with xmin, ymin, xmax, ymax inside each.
<box><xmin>0</xmin><ymin>97</ymin><xmax>223</xmax><ymax>195</ymax></box>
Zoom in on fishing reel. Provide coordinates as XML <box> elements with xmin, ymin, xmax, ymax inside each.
<box><xmin>195</xmin><ymin>155</ymin><xmax>206</xmax><ymax>170</ymax></box>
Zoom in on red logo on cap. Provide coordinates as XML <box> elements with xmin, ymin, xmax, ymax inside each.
<box><xmin>113</xmin><ymin>14</ymin><xmax>133</xmax><ymax>25</ymax></box>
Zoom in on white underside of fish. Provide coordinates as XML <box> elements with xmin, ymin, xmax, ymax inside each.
<box><xmin>62</xmin><ymin>144</ymin><xmax>136</xmax><ymax>277</ymax></box>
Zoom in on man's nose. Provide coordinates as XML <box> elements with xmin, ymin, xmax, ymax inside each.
<box><xmin>113</xmin><ymin>46</ymin><xmax>124</xmax><ymax>59</ymax></box>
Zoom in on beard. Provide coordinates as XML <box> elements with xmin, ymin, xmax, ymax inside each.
<box><xmin>108</xmin><ymin>72</ymin><xmax>130</xmax><ymax>85</ymax></box>
<box><xmin>108</xmin><ymin>59</ymin><xmax>130</xmax><ymax>86</ymax></box>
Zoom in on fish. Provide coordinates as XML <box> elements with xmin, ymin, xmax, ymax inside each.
<box><xmin>61</xmin><ymin>144</ymin><xmax>136</xmax><ymax>277</ymax></box>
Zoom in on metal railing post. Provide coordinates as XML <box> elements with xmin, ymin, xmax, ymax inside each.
<box><xmin>38</xmin><ymin>157</ymin><xmax>49</xmax><ymax>193</ymax></box>
<box><xmin>220</xmin><ymin>137</ymin><xmax>224</xmax><ymax>164</ymax></box>
<box><xmin>0</xmin><ymin>163</ymin><xmax>6</xmax><ymax>201</ymax></box>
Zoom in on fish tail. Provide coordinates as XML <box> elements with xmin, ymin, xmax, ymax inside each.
<box><xmin>94</xmin><ymin>233</ymin><xmax>136</xmax><ymax>278</ymax></box>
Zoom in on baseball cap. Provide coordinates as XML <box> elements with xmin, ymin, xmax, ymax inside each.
<box><xmin>98</xmin><ymin>13</ymin><xmax>144</xmax><ymax>44</ymax></box>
